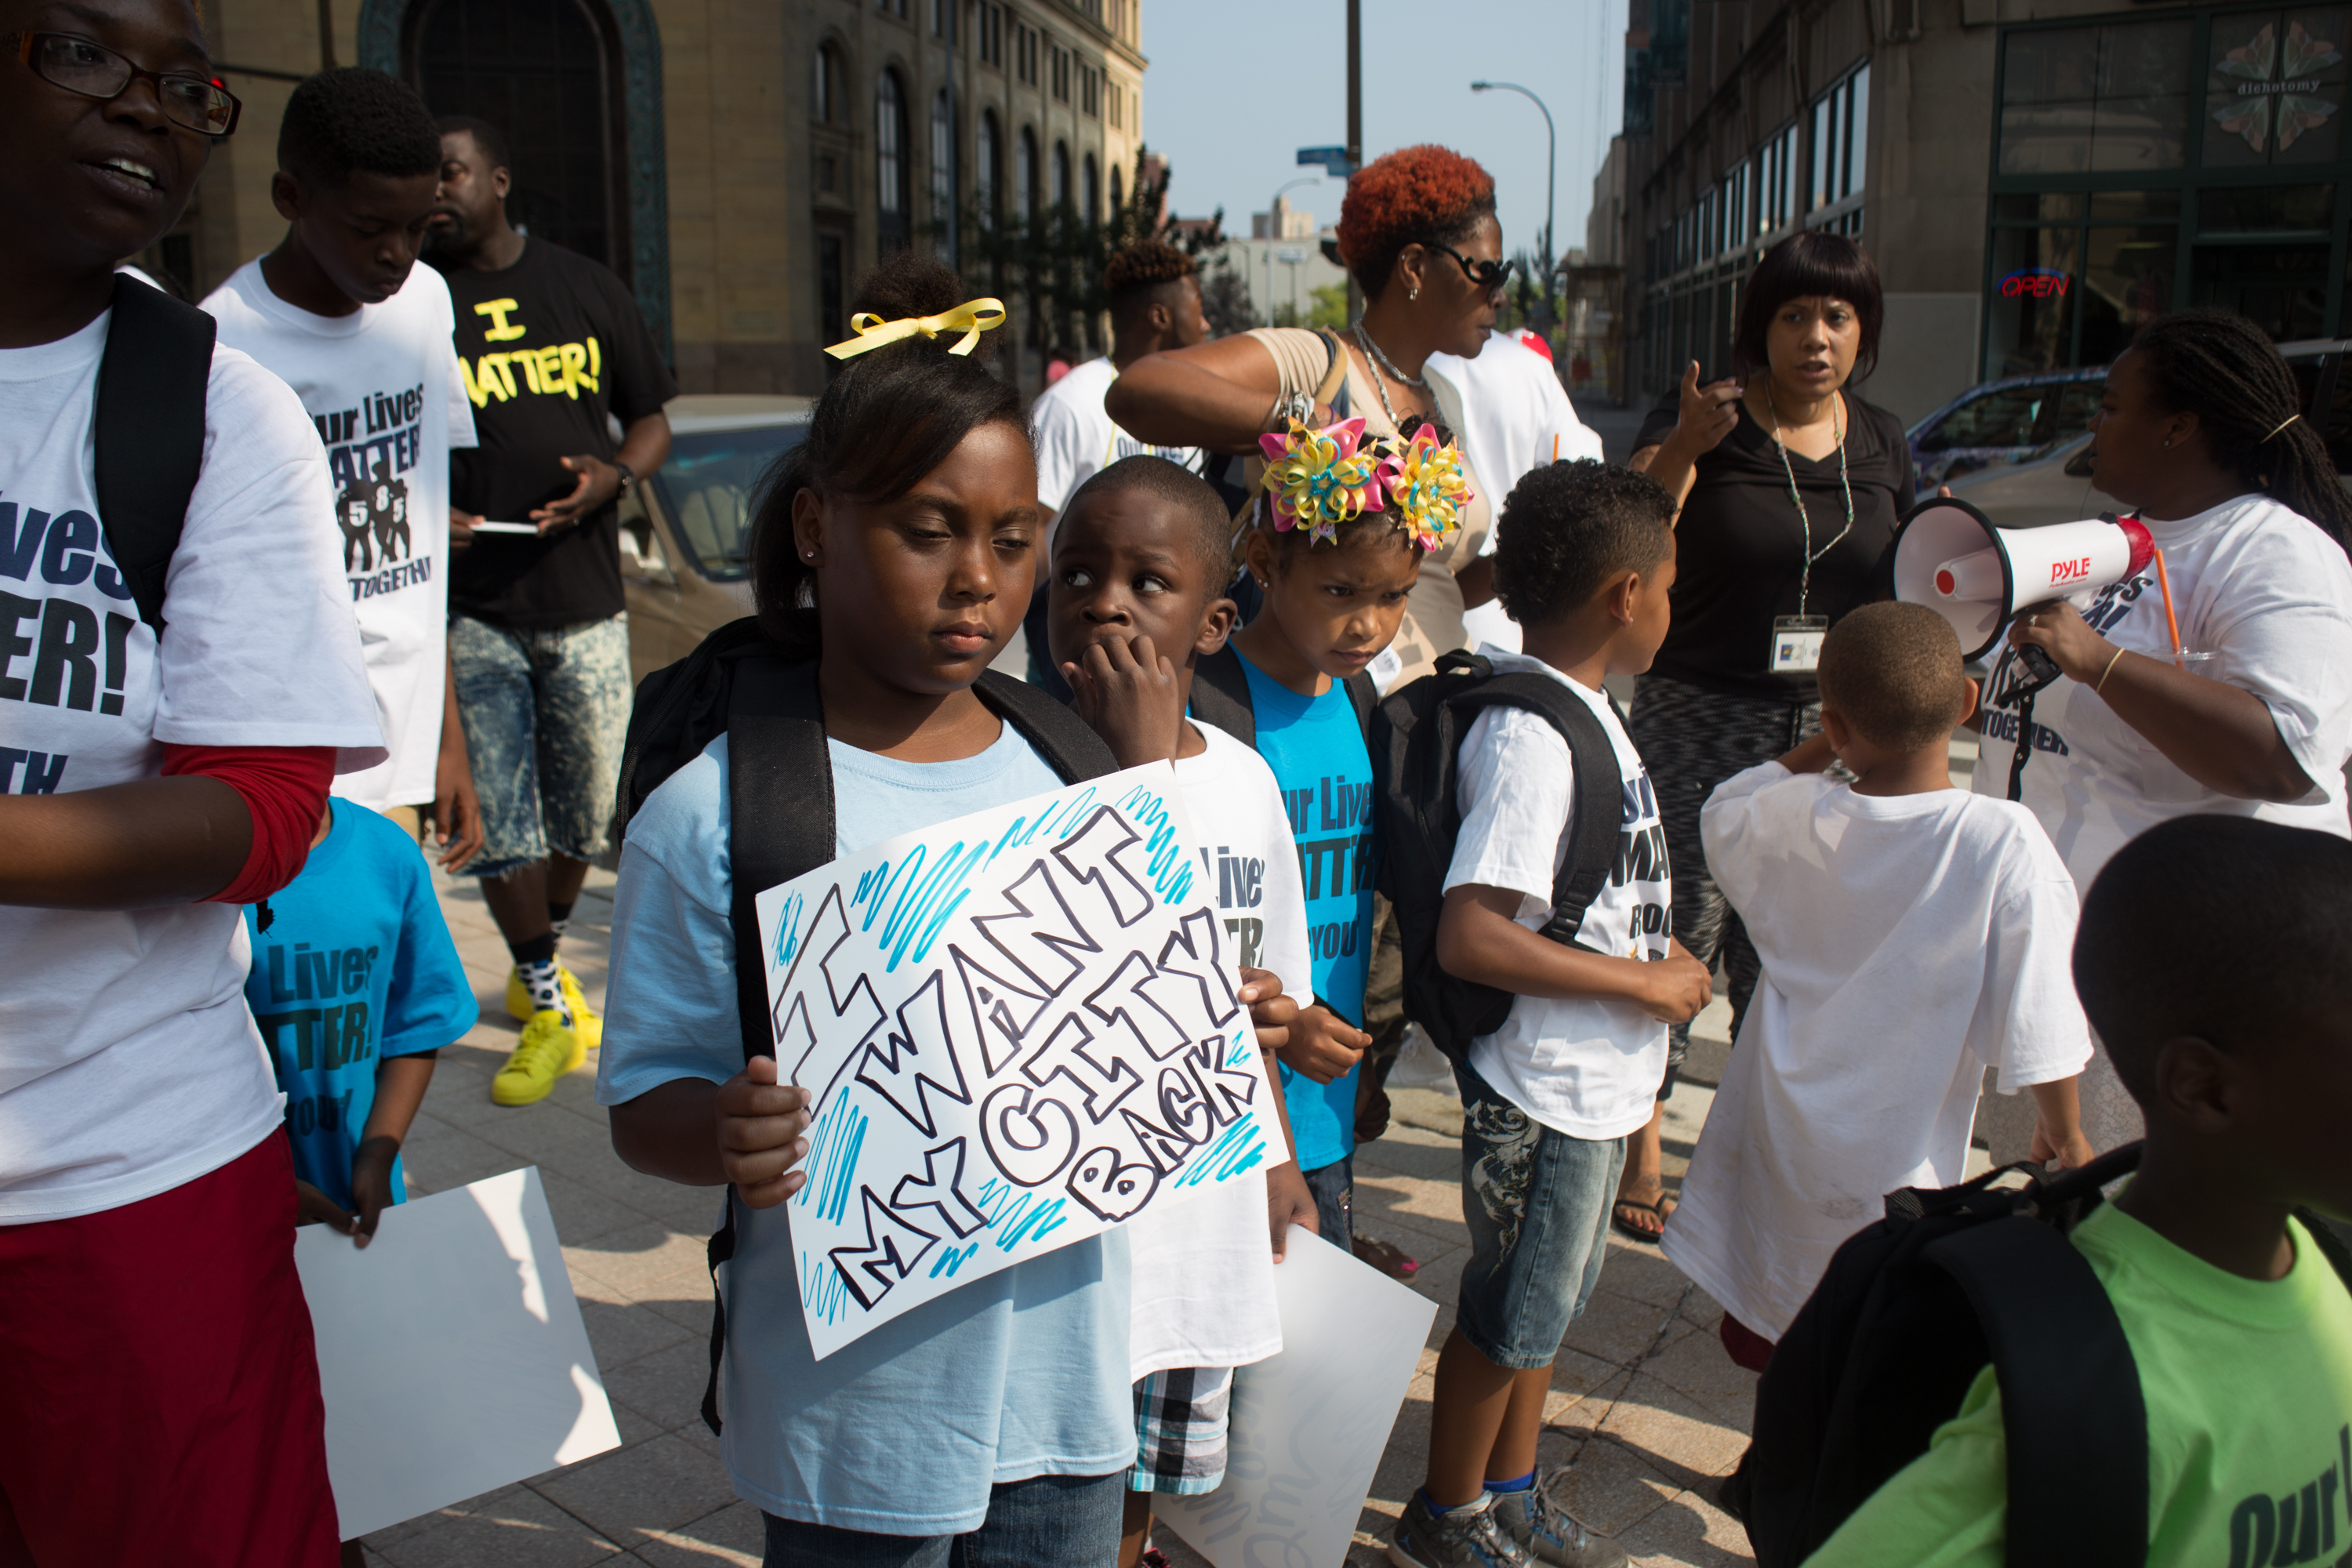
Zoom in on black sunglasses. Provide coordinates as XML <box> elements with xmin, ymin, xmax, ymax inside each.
<box><xmin>1428</xmin><ymin>242</ymin><xmax>1518</xmax><ymax>292</ymax></box>
<box><xmin>12</xmin><ymin>31</ymin><xmax>241</xmax><ymax>138</ymax></box>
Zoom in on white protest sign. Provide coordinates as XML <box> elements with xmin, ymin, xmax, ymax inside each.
<box><xmin>294</xmin><ymin>1167</ymin><xmax>621</xmax><ymax>1539</ymax></box>
<box><xmin>754</xmin><ymin>763</ymin><xmax>1277</xmax><ymax>1359</ymax></box>
<box><xmin>1160</xmin><ymin>1226</ymin><xmax>1438</xmax><ymax>1568</ymax></box>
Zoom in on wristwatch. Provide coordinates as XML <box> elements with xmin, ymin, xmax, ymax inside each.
<box><xmin>612</xmin><ymin>461</ymin><xmax>637</xmax><ymax>497</ymax></box>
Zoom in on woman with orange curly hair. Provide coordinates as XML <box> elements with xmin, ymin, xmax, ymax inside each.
<box><xmin>1108</xmin><ymin>143</ymin><xmax>1522</xmax><ymax>689</ymax></box>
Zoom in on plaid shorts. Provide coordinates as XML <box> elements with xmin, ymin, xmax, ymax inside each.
<box><xmin>1129</xmin><ymin>1366</ymin><xmax>1236</xmax><ymax>1496</ymax></box>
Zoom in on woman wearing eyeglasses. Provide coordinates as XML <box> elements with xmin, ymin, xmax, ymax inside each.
<box><xmin>1611</xmin><ymin>230</ymin><xmax>1917</xmax><ymax>1244</ymax></box>
<box><xmin>1107</xmin><ymin>143</ymin><xmax>1515</xmax><ymax>689</ymax></box>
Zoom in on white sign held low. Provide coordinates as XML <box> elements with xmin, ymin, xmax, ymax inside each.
<box><xmin>755</xmin><ymin>763</ymin><xmax>1277</xmax><ymax>1359</ymax></box>
<box><xmin>1160</xmin><ymin>1226</ymin><xmax>1439</xmax><ymax>1568</ymax></box>
<box><xmin>294</xmin><ymin>1166</ymin><xmax>621</xmax><ymax>1539</ymax></box>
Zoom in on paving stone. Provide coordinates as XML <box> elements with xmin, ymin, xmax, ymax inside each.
<box><xmin>370</xmin><ymin>1484</ymin><xmax>624</xmax><ymax>1567</ymax></box>
<box><xmin>1593</xmin><ymin>1374</ymin><xmax>1755</xmax><ymax>1488</ymax></box>
<box><xmin>579</xmin><ymin>1296</ymin><xmax>697</xmax><ymax>1376</ymax></box>
<box><xmin>1558</xmin><ymin>1284</ymin><xmax>1692</xmax><ymax>1367</ymax></box>
<box><xmin>1530</xmin><ymin>1432</ymin><xmax>1682</xmax><ymax>1539</ymax></box>
<box><xmin>630</xmin><ymin>1500</ymin><xmax>765</xmax><ymax>1566</ymax></box>
<box><xmin>564</xmin><ymin>1225</ymin><xmax>713</xmax><ymax>1297</ymax></box>
<box><xmin>600</xmin><ymin>1338</ymin><xmax>727</xmax><ymax>1432</ymax></box>
<box><xmin>530</xmin><ymin>1432</ymin><xmax>738</xmax><ymax>1541</ymax></box>
<box><xmin>1622</xmin><ymin>1487</ymin><xmax>1756</xmax><ymax>1567</ymax></box>
<box><xmin>1642</xmin><ymin>1322</ymin><xmax>1762</xmax><ymax>1430</ymax></box>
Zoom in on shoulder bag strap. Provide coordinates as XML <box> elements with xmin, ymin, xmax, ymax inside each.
<box><xmin>1450</xmin><ymin>674</ymin><xmax>1625</xmax><ymax>951</ymax></box>
<box><xmin>975</xmin><ymin>668</ymin><xmax>1120</xmax><ymax>781</ymax></box>
<box><xmin>1188</xmin><ymin>644</ymin><xmax>1256</xmax><ymax>749</ymax></box>
<box><xmin>95</xmin><ymin>273</ymin><xmax>215</xmax><ymax>634</ymax></box>
<box><xmin>1314</xmin><ymin>327</ymin><xmax>1352</xmax><ymax>418</ymax></box>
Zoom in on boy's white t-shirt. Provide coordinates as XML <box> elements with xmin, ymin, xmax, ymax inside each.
<box><xmin>0</xmin><ymin>310</ymin><xmax>384</xmax><ymax>1225</ymax></box>
<box><xmin>1030</xmin><ymin>358</ymin><xmax>1204</xmax><ymax>521</ymax></box>
<box><xmin>1442</xmin><ymin>646</ymin><xmax>1672</xmax><ymax>1141</ymax></box>
<box><xmin>1664</xmin><ymin>762</ymin><xmax>2093</xmax><ymax>1340</ymax></box>
<box><xmin>1125</xmin><ymin>720</ymin><xmax>1301</xmax><ymax>1380</ymax></box>
<box><xmin>203</xmin><ymin>260</ymin><xmax>477</xmax><ymax>809</ymax></box>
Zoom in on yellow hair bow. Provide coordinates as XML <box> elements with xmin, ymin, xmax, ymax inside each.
<box><xmin>824</xmin><ymin>297</ymin><xmax>1007</xmax><ymax>359</ymax></box>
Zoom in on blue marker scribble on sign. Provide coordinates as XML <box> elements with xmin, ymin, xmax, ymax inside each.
<box><xmin>998</xmin><ymin>1196</ymin><xmax>1067</xmax><ymax>1250</ymax></box>
<box><xmin>1114</xmin><ymin>785</ymin><xmax>1194</xmax><ymax>906</ymax></box>
<box><xmin>771</xmin><ymin>890</ymin><xmax>804</xmax><ymax>967</ymax></box>
<box><xmin>799</xmin><ymin>1248</ymin><xmax>854</xmax><ymax>1326</ymax></box>
<box><xmin>880</xmin><ymin>839</ymin><xmax>989</xmax><ymax>971</ymax></box>
<box><xmin>927</xmin><ymin>1240</ymin><xmax>981</xmax><ymax>1279</ymax></box>
<box><xmin>1174</xmin><ymin>1114</ymin><xmax>1268</xmax><ymax>1188</ymax></box>
<box><xmin>794</xmin><ymin>1098</ymin><xmax>870</xmax><ymax>1224</ymax></box>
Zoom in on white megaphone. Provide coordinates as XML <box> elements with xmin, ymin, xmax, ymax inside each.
<box><xmin>1891</xmin><ymin>497</ymin><xmax>2155</xmax><ymax>662</ymax></box>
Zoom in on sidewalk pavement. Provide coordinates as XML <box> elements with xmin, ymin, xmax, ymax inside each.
<box><xmin>358</xmin><ymin>858</ymin><xmax>1762</xmax><ymax>1567</ymax></box>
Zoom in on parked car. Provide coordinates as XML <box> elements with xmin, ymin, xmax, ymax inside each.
<box><xmin>618</xmin><ymin>394</ymin><xmax>812</xmax><ymax>684</ymax></box>
<box><xmin>1906</xmin><ymin>366</ymin><xmax>2109</xmax><ymax>487</ymax></box>
<box><xmin>1945</xmin><ymin>338</ymin><xmax>2352</xmax><ymax>529</ymax></box>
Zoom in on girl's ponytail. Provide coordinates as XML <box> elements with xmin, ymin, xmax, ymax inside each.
<box><xmin>747</xmin><ymin>252</ymin><xmax>1029</xmax><ymax>655</ymax></box>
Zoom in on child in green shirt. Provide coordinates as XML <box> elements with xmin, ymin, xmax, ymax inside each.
<box><xmin>1805</xmin><ymin>813</ymin><xmax>2352</xmax><ymax>1568</ymax></box>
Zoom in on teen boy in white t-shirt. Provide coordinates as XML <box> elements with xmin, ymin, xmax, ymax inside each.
<box><xmin>1044</xmin><ymin>456</ymin><xmax>1319</xmax><ymax>1568</ymax></box>
<box><xmin>1665</xmin><ymin>602</ymin><xmax>2095</xmax><ymax>1368</ymax></box>
<box><xmin>203</xmin><ymin>67</ymin><xmax>479</xmax><ymax>849</ymax></box>
<box><xmin>1</xmin><ymin>5</ymin><xmax>383</xmax><ymax>1555</ymax></box>
<box><xmin>1392</xmin><ymin>463</ymin><xmax>1713</xmax><ymax>1568</ymax></box>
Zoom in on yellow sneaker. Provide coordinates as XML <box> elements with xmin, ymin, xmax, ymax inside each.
<box><xmin>491</xmin><ymin>1010</ymin><xmax>585</xmax><ymax>1106</ymax></box>
<box><xmin>505</xmin><ymin>963</ymin><xmax>601</xmax><ymax>1051</ymax></box>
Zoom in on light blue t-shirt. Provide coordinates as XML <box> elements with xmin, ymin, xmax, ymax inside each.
<box><xmin>1235</xmin><ymin>650</ymin><xmax>1377</xmax><ymax>1172</ymax></box>
<box><xmin>241</xmin><ymin>799</ymin><xmax>479</xmax><ymax>1209</ymax></box>
<box><xmin>597</xmin><ymin>724</ymin><xmax>1134</xmax><ymax>1535</ymax></box>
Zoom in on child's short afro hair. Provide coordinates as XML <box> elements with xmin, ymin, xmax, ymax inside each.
<box><xmin>278</xmin><ymin>68</ymin><xmax>442</xmax><ymax>185</ymax></box>
<box><xmin>2074</xmin><ymin>815</ymin><xmax>2352</xmax><ymax>1105</ymax></box>
<box><xmin>1493</xmin><ymin>459</ymin><xmax>1674</xmax><ymax>626</ymax></box>
<box><xmin>1816</xmin><ymin>602</ymin><xmax>1970</xmax><ymax>754</ymax></box>
<box><xmin>1335</xmin><ymin>145</ymin><xmax>1497</xmax><ymax>302</ymax></box>
<box><xmin>1061</xmin><ymin>456</ymin><xmax>1234</xmax><ymax>590</ymax></box>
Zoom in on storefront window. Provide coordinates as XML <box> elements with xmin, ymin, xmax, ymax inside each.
<box><xmin>1987</xmin><ymin>226</ymin><xmax>2083</xmax><ymax>376</ymax></box>
<box><xmin>2197</xmin><ymin>180</ymin><xmax>2336</xmax><ymax>229</ymax></box>
<box><xmin>2081</xmin><ymin>224</ymin><xmax>2177</xmax><ymax>363</ymax></box>
<box><xmin>2001</xmin><ymin>20</ymin><xmax>2194</xmax><ymax>174</ymax></box>
<box><xmin>2204</xmin><ymin>8</ymin><xmax>2350</xmax><ymax>166</ymax></box>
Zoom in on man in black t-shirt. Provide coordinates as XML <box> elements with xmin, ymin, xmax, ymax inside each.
<box><xmin>425</xmin><ymin>114</ymin><xmax>676</xmax><ymax>1106</ymax></box>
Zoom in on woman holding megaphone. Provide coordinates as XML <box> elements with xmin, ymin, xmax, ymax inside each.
<box><xmin>1619</xmin><ymin>231</ymin><xmax>1917</xmax><ymax>1241</ymax></box>
<box><xmin>1976</xmin><ymin>308</ymin><xmax>2352</xmax><ymax>1150</ymax></box>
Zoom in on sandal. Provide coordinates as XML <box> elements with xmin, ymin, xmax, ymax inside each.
<box><xmin>1352</xmin><ymin>1234</ymin><xmax>1420</xmax><ymax>1279</ymax></box>
<box><xmin>1610</xmin><ymin>1195</ymin><xmax>1675</xmax><ymax>1244</ymax></box>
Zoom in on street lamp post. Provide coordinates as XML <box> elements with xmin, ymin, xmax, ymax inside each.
<box><xmin>1265</xmin><ymin>175</ymin><xmax>1319</xmax><ymax>326</ymax></box>
<box><xmin>1472</xmin><ymin>79</ymin><xmax>1557</xmax><ymax>335</ymax></box>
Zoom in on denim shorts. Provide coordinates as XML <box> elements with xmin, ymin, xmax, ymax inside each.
<box><xmin>448</xmin><ymin>613</ymin><xmax>632</xmax><ymax>880</ymax></box>
<box><xmin>1453</xmin><ymin>1059</ymin><xmax>1627</xmax><ymax>1370</ymax></box>
<box><xmin>1301</xmin><ymin>1154</ymin><xmax>1353</xmax><ymax>1250</ymax></box>
<box><xmin>760</xmin><ymin>1472</ymin><xmax>1125</xmax><ymax>1567</ymax></box>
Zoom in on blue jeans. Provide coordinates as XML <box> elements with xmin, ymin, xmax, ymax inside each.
<box><xmin>1301</xmin><ymin>1154</ymin><xmax>1353</xmax><ymax>1249</ymax></box>
<box><xmin>448</xmin><ymin>613</ymin><xmax>632</xmax><ymax>879</ymax></box>
<box><xmin>1453</xmin><ymin>1059</ymin><xmax>1626</xmax><ymax>1370</ymax></box>
<box><xmin>760</xmin><ymin>1472</ymin><xmax>1126</xmax><ymax>1567</ymax></box>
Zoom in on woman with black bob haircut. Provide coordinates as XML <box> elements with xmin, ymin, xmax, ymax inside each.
<box><xmin>1613</xmin><ymin>230</ymin><xmax>1915</xmax><ymax>1245</ymax></box>
<box><xmin>598</xmin><ymin>252</ymin><xmax>1142</xmax><ymax>1565</ymax></box>
<box><xmin>1980</xmin><ymin>307</ymin><xmax>2352</xmax><ymax>1154</ymax></box>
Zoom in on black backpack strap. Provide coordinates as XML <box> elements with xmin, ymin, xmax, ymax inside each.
<box><xmin>1922</xmin><ymin>1218</ymin><xmax>2149</xmax><ymax>1568</ymax></box>
<box><xmin>1343</xmin><ymin>670</ymin><xmax>1379</xmax><ymax>739</ymax></box>
<box><xmin>975</xmin><ymin>668</ymin><xmax>1120</xmax><ymax>781</ymax></box>
<box><xmin>1447</xmin><ymin>672</ymin><xmax>1627</xmax><ymax>953</ymax></box>
<box><xmin>1189</xmin><ymin>644</ymin><xmax>1256</xmax><ymax>749</ymax></box>
<box><xmin>704</xmin><ymin>653</ymin><xmax>829</xmax><ymax>1438</ymax></box>
<box><xmin>95</xmin><ymin>273</ymin><xmax>214</xmax><ymax>634</ymax></box>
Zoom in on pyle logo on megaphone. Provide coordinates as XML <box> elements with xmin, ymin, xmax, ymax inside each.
<box><xmin>1893</xmin><ymin>497</ymin><xmax>2155</xmax><ymax>660</ymax></box>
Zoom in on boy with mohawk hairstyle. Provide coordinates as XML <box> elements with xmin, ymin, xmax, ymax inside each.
<box><xmin>1664</xmin><ymin>601</ymin><xmax>2094</xmax><ymax>1371</ymax></box>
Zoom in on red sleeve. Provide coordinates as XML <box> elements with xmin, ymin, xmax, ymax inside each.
<box><xmin>160</xmin><ymin>745</ymin><xmax>337</xmax><ymax>904</ymax></box>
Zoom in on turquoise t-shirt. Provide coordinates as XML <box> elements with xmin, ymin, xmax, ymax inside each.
<box><xmin>597</xmin><ymin>725</ymin><xmax>1134</xmax><ymax>1535</ymax></box>
<box><xmin>240</xmin><ymin>799</ymin><xmax>479</xmax><ymax>1209</ymax></box>
<box><xmin>1235</xmin><ymin>649</ymin><xmax>1378</xmax><ymax>1172</ymax></box>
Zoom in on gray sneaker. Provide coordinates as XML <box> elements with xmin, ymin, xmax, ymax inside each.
<box><xmin>1489</xmin><ymin>1470</ymin><xmax>1629</xmax><ymax>1567</ymax></box>
<box><xmin>1387</xmin><ymin>1489</ymin><xmax>1534</xmax><ymax>1568</ymax></box>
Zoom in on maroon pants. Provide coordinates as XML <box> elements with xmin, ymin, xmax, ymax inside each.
<box><xmin>1720</xmin><ymin>1312</ymin><xmax>1776</xmax><ymax>1373</ymax></box>
<box><xmin>0</xmin><ymin>1136</ymin><xmax>339</xmax><ymax>1566</ymax></box>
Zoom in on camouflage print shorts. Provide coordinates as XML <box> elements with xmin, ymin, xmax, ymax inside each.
<box><xmin>448</xmin><ymin>613</ymin><xmax>632</xmax><ymax>879</ymax></box>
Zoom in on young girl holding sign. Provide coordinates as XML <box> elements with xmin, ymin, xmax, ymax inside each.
<box><xmin>597</xmin><ymin>256</ymin><xmax>1137</xmax><ymax>1563</ymax></box>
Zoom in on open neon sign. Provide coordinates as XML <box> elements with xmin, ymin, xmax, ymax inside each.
<box><xmin>1999</xmin><ymin>267</ymin><xmax>2072</xmax><ymax>299</ymax></box>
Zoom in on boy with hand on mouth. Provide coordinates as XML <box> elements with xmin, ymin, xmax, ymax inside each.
<box><xmin>1046</xmin><ymin>455</ymin><xmax>1321</xmax><ymax>1568</ymax></box>
<box><xmin>202</xmin><ymin>67</ymin><xmax>481</xmax><ymax>865</ymax></box>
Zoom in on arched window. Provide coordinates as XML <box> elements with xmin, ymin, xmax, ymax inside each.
<box><xmin>1051</xmin><ymin>140</ymin><xmax>1069</xmax><ymax>211</ymax></box>
<box><xmin>976</xmin><ymin>110</ymin><xmax>1000</xmax><ymax>230</ymax></box>
<box><xmin>813</xmin><ymin>42</ymin><xmax>841</xmax><ymax>122</ymax></box>
<box><xmin>1109</xmin><ymin>163</ymin><xmax>1123</xmax><ymax>219</ymax></box>
<box><xmin>1082</xmin><ymin>152</ymin><xmax>1098</xmax><ymax>225</ymax></box>
<box><xmin>877</xmin><ymin>68</ymin><xmax>908</xmax><ymax>249</ymax></box>
<box><xmin>930</xmin><ymin>88</ymin><xmax>956</xmax><ymax>265</ymax></box>
<box><xmin>1016</xmin><ymin>125</ymin><xmax>1036</xmax><ymax>221</ymax></box>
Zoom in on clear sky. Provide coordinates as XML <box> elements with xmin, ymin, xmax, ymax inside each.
<box><xmin>1136</xmin><ymin>0</ymin><xmax>1627</xmax><ymax>261</ymax></box>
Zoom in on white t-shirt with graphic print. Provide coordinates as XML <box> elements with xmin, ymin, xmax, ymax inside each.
<box><xmin>1442</xmin><ymin>646</ymin><xmax>1672</xmax><ymax>1141</ymax></box>
<box><xmin>1031</xmin><ymin>358</ymin><xmax>1204</xmax><ymax>524</ymax></box>
<box><xmin>204</xmin><ymin>260</ymin><xmax>477</xmax><ymax>809</ymax></box>
<box><xmin>1124</xmin><ymin>720</ymin><xmax>1305</xmax><ymax>1380</ymax></box>
<box><xmin>0</xmin><ymin>308</ymin><xmax>383</xmax><ymax>1225</ymax></box>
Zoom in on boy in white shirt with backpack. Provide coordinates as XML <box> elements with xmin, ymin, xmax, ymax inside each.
<box><xmin>1664</xmin><ymin>601</ymin><xmax>2096</xmax><ymax>1369</ymax></box>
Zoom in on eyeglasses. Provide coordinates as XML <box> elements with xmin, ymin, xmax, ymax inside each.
<box><xmin>13</xmin><ymin>31</ymin><xmax>241</xmax><ymax>138</ymax></box>
<box><xmin>1429</xmin><ymin>243</ymin><xmax>1518</xmax><ymax>293</ymax></box>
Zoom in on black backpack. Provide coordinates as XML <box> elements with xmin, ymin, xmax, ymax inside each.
<box><xmin>612</xmin><ymin>616</ymin><xmax>1121</xmax><ymax>1433</ymax></box>
<box><xmin>1368</xmin><ymin>650</ymin><xmax>1628</xmax><ymax>1065</ymax></box>
<box><xmin>1735</xmin><ymin>1141</ymin><xmax>2352</xmax><ymax>1568</ymax></box>
<box><xmin>93</xmin><ymin>271</ymin><xmax>215</xmax><ymax>635</ymax></box>
<box><xmin>1186</xmin><ymin>641</ymin><xmax>1376</xmax><ymax>751</ymax></box>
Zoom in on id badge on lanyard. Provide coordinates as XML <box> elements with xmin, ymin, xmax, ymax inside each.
<box><xmin>1769</xmin><ymin>615</ymin><xmax>1830</xmax><ymax>674</ymax></box>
